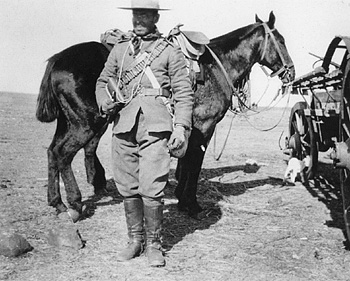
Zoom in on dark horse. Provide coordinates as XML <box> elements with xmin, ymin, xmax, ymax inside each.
<box><xmin>36</xmin><ymin>12</ymin><xmax>295</xmax><ymax>220</ymax></box>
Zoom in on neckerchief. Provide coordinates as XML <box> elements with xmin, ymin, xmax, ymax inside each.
<box><xmin>130</xmin><ymin>27</ymin><xmax>162</xmax><ymax>56</ymax></box>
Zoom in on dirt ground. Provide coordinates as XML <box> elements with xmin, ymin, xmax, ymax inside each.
<box><xmin>1</xmin><ymin>91</ymin><xmax>350</xmax><ymax>281</ymax></box>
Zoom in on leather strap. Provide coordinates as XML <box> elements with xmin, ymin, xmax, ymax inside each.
<box><xmin>144</xmin><ymin>66</ymin><xmax>160</xmax><ymax>89</ymax></box>
<box><xmin>141</xmin><ymin>88</ymin><xmax>170</xmax><ymax>97</ymax></box>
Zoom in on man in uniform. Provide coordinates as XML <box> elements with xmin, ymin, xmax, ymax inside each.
<box><xmin>95</xmin><ymin>0</ymin><xmax>194</xmax><ymax>267</ymax></box>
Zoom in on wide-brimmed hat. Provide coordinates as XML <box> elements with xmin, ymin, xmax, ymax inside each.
<box><xmin>119</xmin><ymin>0</ymin><xmax>170</xmax><ymax>10</ymax></box>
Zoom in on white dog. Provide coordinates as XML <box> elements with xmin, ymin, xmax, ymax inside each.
<box><xmin>283</xmin><ymin>156</ymin><xmax>309</xmax><ymax>183</ymax></box>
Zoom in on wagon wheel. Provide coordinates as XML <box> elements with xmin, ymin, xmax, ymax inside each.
<box><xmin>339</xmin><ymin>58</ymin><xmax>350</xmax><ymax>241</ymax></box>
<box><xmin>288</xmin><ymin>101</ymin><xmax>318</xmax><ymax>179</ymax></box>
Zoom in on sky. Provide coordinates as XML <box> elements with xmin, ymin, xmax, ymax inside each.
<box><xmin>1</xmin><ymin>0</ymin><xmax>350</xmax><ymax>106</ymax></box>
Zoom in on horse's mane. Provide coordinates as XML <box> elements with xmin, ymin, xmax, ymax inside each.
<box><xmin>208</xmin><ymin>22</ymin><xmax>261</xmax><ymax>52</ymax></box>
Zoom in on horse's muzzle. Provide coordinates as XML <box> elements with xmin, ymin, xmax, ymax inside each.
<box><xmin>278</xmin><ymin>64</ymin><xmax>296</xmax><ymax>84</ymax></box>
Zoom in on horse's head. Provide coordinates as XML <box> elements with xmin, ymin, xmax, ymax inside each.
<box><xmin>256</xmin><ymin>11</ymin><xmax>295</xmax><ymax>84</ymax></box>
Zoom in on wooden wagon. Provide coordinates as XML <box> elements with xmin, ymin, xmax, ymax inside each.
<box><xmin>284</xmin><ymin>35</ymin><xmax>350</xmax><ymax>240</ymax></box>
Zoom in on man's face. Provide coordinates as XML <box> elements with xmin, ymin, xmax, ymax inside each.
<box><xmin>132</xmin><ymin>9</ymin><xmax>159</xmax><ymax>36</ymax></box>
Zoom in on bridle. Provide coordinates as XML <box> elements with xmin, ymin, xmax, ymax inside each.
<box><xmin>205</xmin><ymin>21</ymin><xmax>294</xmax><ymax>109</ymax></box>
<box><xmin>259</xmin><ymin>22</ymin><xmax>294</xmax><ymax>81</ymax></box>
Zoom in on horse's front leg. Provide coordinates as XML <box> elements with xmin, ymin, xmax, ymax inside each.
<box><xmin>174</xmin><ymin>159</ymin><xmax>185</xmax><ymax>199</ymax></box>
<box><xmin>175</xmin><ymin>125</ymin><xmax>214</xmax><ymax>218</ymax></box>
<box><xmin>84</xmin><ymin>125</ymin><xmax>108</xmax><ymax>195</ymax></box>
<box><xmin>175</xmin><ymin>144</ymin><xmax>206</xmax><ymax>218</ymax></box>
<box><xmin>185</xmin><ymin>147</ymin><xmax>206</xmax><ymax>218</ymax></box>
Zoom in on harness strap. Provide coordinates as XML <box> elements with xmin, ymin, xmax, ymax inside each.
<box><xmin>205</xmin><ymin>45</ymin><xmax>241</xmax><ymax>100</ymax></box>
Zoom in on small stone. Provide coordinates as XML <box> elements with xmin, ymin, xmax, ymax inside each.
<box><xmin>244</xmin><ymin>159</ymin><xmax>260</xmax><ymax>173</ymax></box>
<box><xmin>47</xmin><ymin>226</ymin><xmax>84</xmax><ymax>250</ymax></box>
<box><xmin>57</xmin><ymin>209</ymin><xmax>81</xmax><ymax>223</ymax></box>
<box><xmin>67</xmin><ymin>208</ymin><xmax>81</xmax><ymax>223</ymax></box>
<box><xmin>314</xmin><ymin>249</ymin><xmax>322</xmax><ymax>260</ymax></box>
<box><xmin>245</xmin><ymin>159</ymin><xmax>258</xmax><ymax>166</ymax></box>
<box><xmin>0</xmin><ymin>232</ymin><xmax>33</xmax><ymax>257</ymax></box>
<box><xmin>267</xmin><ymin>196</ymin><xmax>283</xmax><ymax>207</ymax></box>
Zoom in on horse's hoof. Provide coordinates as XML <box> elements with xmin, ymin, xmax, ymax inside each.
<box><xmin>55</xmin><ymin>204</ymin><xmax>68</xmax><ymax>215</ymax></box>
<box><xmin>177</xmin><ymin>202</ymin><xmax>189</xmax><ymax>212</ymax></box>
<box><xmin>188</xmin><ymin>204</ymin><xmax>204</xmax><ymax>220</ymax></box>
<box><xmin>94</xmin><ymin>187</ymin><xmax>108</xmax><ymax>196</ymax></box>
<box><xmin>188</xmin><ymin>211</ymin><xmax>201</xmax><ymax>220</ymax></box>
<box><xmin>195</xmin><ymin>205</ymin><xmax>204</xmax><ymax>213</ymax></box>
<box><xmin>67</xmin><ymin>208</ymin><xmax>81</xmax><ymax>223</ymax></box>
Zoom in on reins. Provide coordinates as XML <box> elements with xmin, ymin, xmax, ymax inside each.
<box><xmin>205</xmin><ymin>45</ymin><xmax>242</xmax><ymax>98</ymax></box>
<box><xmin>240</xmin><ymin>91</ymin><xmax>291</xmax><ymax>132</ymax></box>
<box><xmin>213</xmin><ymin>113</ymin><xmax>236</xmax><ymax>161</ymax></box>
<box><xmin>210</xmin><ymin>22</ymin><xmax>294</xmax><ymax>160</ymax></box>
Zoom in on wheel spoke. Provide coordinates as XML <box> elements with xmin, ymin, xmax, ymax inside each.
<box><xmin>288</xmin><ymin>102</ymin><xmax>317</xmax><ymax>179</ymax></box>
<box><xmin>295</xmin><ymin>112</ymin><xmax>305</xmax><ymax>135</ymax></box>
<box><xmin>291</xmin><ymin>120</ymin><xmax>298</xmax><ymax>134</ymax></box>
<box><xmin>344</xmin><ymin>96</ymin><xmax>350</xmax><ymax>120</ymax></box>
<box><xmin>342</xmin><ymin>123</ymin><xmax>350</xmax><ymax>141</ymax></box>
<box><xmin>344</xmin><ymin>206</ymin><xmax>350</xmax><ymax>240</ymax></box>
<box><xmin>341</xmin><ymin>122</ymin><xmax>349</xmax><ymax>142</ymax></box>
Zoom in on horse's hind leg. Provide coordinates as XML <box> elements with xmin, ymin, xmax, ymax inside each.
<box><xmin>51</xmin><ymin>126</ymin><xmax>90</xmax><ymax>219</ymax></box>
<box><xmin>47</xmin><ymin>141</ymin><xmax>67</xmax><ymax>214</ymax></box>
<box><xmin>60</xmin><ymin>162</ymin><xmax>83</xmax><ymax>213</ymax></box>
<box><xmin>47</xmin><ymin>133</ymin><xmax>83</xmax><ymax>217</ymax></box>
<box><xmin>84</xmin><ymin>126</ymin><xmax>108</xmax><ymax>195</ymax></box>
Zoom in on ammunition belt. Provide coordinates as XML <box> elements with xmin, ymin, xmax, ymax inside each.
<box><xmin>119</xmin><ymin>40</ymin><xmax>169</xmax><ymax>88</ymax></box>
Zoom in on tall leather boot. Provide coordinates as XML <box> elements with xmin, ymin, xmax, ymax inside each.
<box><xmin>143</xmin><ymin>197</ymin><xmax>165</xmax><ymax>267</ymax></box>
<box><xmin>116</xmin><ymin>196</ymin><xmax>144</xmax><ymax>261</ymax></box>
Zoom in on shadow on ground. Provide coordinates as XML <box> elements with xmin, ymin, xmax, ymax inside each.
<box><xmin>81</xmin><ymin>179</ymin><xmax>123</xmax><ymax>220</ymax></box>
<box><xmin>79</xmin><ymin>164</ymin><xmax>284</xmax><ymax>251</ymax></box>
<box><xmin>162</xmin><ymin>164</ymin><xmax>284</xmax><ymax>250</ymax></box>
<box><xmin>303</xmin><ymin>162</ymin><xmax>349</xmax><ymax>246</ymax></box>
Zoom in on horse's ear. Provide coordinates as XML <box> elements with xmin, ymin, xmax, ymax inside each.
<box><xmin>267</xmin><ymin>11</ymin><xmax>276</xmax><ymax>28</ymax></box>
<box><xmin>255</xmin><ymin>14</ymin><xmax>263</xmax><ymax>23</ymax></box>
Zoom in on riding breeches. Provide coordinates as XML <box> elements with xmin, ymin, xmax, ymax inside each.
<box><xmin>111</xmin><ymin>110</ymin><xmax>171</xmax><ymax>198</ymax></box>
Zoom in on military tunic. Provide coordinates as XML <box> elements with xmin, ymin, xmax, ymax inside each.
<box><xmin>95</xmin><ymin>30</ymin><xmax>194</xmax><ymax>198</ymax></box>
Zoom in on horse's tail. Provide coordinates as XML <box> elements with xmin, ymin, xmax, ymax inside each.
<box><xmin>36</xmin><ymin>57</ymin><xmax>60</xmax><ymax>122</ymax></box>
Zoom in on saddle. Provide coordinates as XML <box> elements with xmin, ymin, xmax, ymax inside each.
<box><xmin>168</xmin><ymin>24</ymin><xmax>210</xmax><ymax>86</ymax></box>
<box><xmin>168</xmin><ymin>24</ymin><xmax>209</xmax><ymax>60</ymax></box>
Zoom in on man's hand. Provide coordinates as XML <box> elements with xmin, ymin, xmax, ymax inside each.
<box><xmin>101</xmin><ymin>99</ymin><xmax>119</xmax><ymax>115</ymax></box>
<box><xmin>168</xmin><ymin>125</ymin><xmax>191</xmax><ymax>158</ymax></box>
<box><xmin>168</xmin><ymin>125</ymin><xmax>186</xmax><ymax>151</ymax></box>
